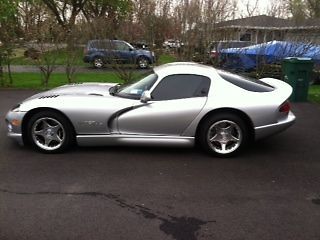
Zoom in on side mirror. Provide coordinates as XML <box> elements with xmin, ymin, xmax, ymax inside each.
<box><xmin>140</xmin><ymin>90</ymin><xmax>151</xmax><ymax>103</ymax></box>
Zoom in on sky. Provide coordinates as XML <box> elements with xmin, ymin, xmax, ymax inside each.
<box><xmin>238</xmin><ymin>0</ymin><xmax>272</xmax><ymax>16</ymax></box>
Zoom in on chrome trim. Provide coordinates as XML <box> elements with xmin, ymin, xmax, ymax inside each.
<box><xmin>77</xmin><ymin>134</ymin><xmax>194</xmax><ymax>147</ymax></box>
<box><xmin>7</xmin><ymin>133</ymin><xmax>24</xmax><ymax>146</ymax></box>
<box><xmin>254</xmin><ymin>112</ymin><xmax>296</xmax><ymax>140</ymax></box>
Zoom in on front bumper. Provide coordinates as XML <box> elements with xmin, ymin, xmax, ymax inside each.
<box><xmin>5</xmin><ymin>111</ymin><xmax>27</xmax><ymax>146</ymax></box>
<box><xmin>254</xmin><ymin>111</ymin><xmax>296</xmax><ymax>140</ymax></box>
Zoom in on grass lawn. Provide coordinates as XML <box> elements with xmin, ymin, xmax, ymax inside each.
<box><xmin>11</xmin><ymin>48</ymin><xmax>86</xmax><ymax>66</ymax></box>
<box><xmin>309</xmin><ymin>85</ymin><xmax>320</xmax><ymax>103</ymax></box>
<box><xmin>157</xmin><ymin>54</ymin><xmax>177</xmax><ymax>64</ymax></box>
<box><xmin>2</xmin><ymin>72</ymin><xmax>123</xmax><ymax>90</ymax></box>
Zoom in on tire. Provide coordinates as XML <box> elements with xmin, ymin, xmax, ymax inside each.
<box><xmin>137</xmin><ymin>56</ymin><xmax>149</xmax><ymax>69</ymax></box>
<box><xmin>93</xmin><ymin>57</ymin><xmax>104</xmax><ymax>68</ymax></box>
<box><xmin>198</xmin><ymin>113</ymin><xmax>249</xmax><ymax>157</ymax></box>
<box><xmin>27</xmin><ymin>111</ymin><xmax>74</xmax><ymax>153</ymax></box>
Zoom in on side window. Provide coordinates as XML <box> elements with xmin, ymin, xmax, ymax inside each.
<box><xmin>92</xmin><ymin>40</ymin><xmax>111</xmax><ymax>49</ymax></box>
<box><xmin>115</xmin><ymin>42</ymin><xmax>129</xmax><ymax>51</ymax></box>
<box><xmin>151</xmin><ymin>74</ymin><xmax>210</xmax><ymax>101</ymax></box>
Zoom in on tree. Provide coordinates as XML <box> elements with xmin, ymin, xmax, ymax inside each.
<box><xmin>288</xmin><ymin>0</ymin><xmax>307</xmax><ymax>22</ymax></box>
<box><xmin>0</xmin><ymin>0</ymin><xmax>18</xmax><ymax>86</ymax></box>
<box><xmin>42</xmin><ymin>0</ymin><xmax>87</xmax><ymax>30</ymax></box>
<box><xmin>82</xmin><ymin>0</ymin><xmax>132</xmax><ymax>22</ymax></box>
<box><xmin>306</xmin><ymin>0</ymin><xmax>320</xmax><ymax>18</ymax></box>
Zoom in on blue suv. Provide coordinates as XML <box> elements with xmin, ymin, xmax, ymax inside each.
<box><xmin>83</xmin><ymin>40</ymin><xmax>155</xmax><ymax>69</ymax></box>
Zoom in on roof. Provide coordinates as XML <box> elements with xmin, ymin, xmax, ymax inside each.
<box><xmin>216</xmin><ymin>15</ymin><xmax>320</xmax><ymax>30</ymax></box>
<box><xmin>154</xmin><ymin>62</ymin><xmax>218</xmax><ymax>78</ymax></box>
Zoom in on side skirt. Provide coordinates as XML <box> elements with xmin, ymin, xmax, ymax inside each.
<box><xmin>76</xmin><ymin>134</ymin><xmax>195</xmax><ymax>147</ymax></box>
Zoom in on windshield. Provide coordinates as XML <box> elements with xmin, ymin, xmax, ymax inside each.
<box><xmin>126</xmin><ymin>42</ymin><xmax>135</xmax><ymax>49</ymax></box>
<box><xmin>114</xmin><ymin>72</ymin><xmax>158</xmax><ymax>99</ymax></box>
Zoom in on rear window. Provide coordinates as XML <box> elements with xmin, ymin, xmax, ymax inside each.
<box><xmin>217</xmin><ymin>70</ymin><xmax>274</xmax><ymax>92</ymax></box>
<box><xmin>89</xmin><ymin>40</ymin><xmax>112</xmax><ymax>49</ymax></box>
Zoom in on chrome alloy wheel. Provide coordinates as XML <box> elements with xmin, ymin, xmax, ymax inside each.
<box><xmin>31</xmin><ymin>117</ymin><xmax>65</xmax><ymax>151</ymax></box>
<box><xmin>94</xmin><ymin>58</ymin><xmax>103</xmax><ymax>68</ymax></box>
<box><xmin>207</xmin><ymin>120</ymin><xmax>242</xmax><ymax>154</ymax></box>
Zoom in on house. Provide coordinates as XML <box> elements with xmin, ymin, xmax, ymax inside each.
<box><xmin>215</xmin><ymin>15</ymin><xmax>320</xmax><ymax>44</ymax></box>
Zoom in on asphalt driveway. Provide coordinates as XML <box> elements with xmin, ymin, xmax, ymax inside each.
<box><xmin>0</xmin><ymin>89</ymin><xmax>320</xmax><ymax>240</ymax></box>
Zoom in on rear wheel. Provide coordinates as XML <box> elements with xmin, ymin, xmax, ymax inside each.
<box><xmin>27</xmin><ymin>111</ymin><xmax>74</xmax><ymax>153</ymax></box>
<box><xmin>198</xmin><ymin>113</ymin><xmax>248</xmax><ymax>157</ymax></box>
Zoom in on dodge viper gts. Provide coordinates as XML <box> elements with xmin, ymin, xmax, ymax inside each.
<box><xmin>5</xmin><ymin>62</ymin><xmax>295</xmax><ymax>157</ymax></box>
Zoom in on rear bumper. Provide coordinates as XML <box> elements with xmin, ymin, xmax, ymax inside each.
<box><xmin>254</xmin><ymin>111</ymin><xmax>296</xmax><ymax>140</ymax></box>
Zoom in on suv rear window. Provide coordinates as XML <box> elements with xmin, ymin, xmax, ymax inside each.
<box><xmin>89</xmin><ymin>40</ymin><xmax>112</xmax><ymax>49</ymax></box>
<box><xmin>217</xmin><ymin>70</ymin><xmax>274</xmax><ymax>92</ymax></box>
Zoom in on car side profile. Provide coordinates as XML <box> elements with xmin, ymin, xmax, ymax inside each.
<box><xmin>5</xmin><ymin>62</ymin><xmax>295</xmax><ymax>157</ymax></box>
<box><xmin>83</xmin><ymin>39</ymin><xmax>155</xmax><ymax>69</ymax></box>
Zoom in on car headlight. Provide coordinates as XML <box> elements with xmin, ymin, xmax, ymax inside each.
<box><xmin>11</xmin><ymin>104</ymin><xmax>21</xmax><ymax>112</ymax></box>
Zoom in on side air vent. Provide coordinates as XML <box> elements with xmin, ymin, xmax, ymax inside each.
<box><xmin>88</xmin><ymin>93</ymin><xmax>103</xmax><ymax>96</ymax></box>
<box><xmin>38</xmin><ymin>95</ymin><xmax>59</xmax><ymax>99</ymax></box>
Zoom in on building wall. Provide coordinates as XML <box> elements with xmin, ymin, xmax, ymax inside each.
<box><xmin>215</xmin><ymin>28</ymin><xmax>320</xmax><ymax>44</ymax></box>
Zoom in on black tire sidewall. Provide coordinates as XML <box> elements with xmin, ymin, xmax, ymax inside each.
<box><xmin>27</xmin><ymin>111</ymin><xmax>74</xmax><ymax>153</ymax></box>
<box><xmin>198</xmin><ymin>113</ymin><xmax>248</xmax><ymax>157</ymax></box>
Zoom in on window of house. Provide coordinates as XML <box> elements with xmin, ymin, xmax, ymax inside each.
<box><xmin>240</xmin><ymin>33</ymin><xmax>251</xmax><ymax>42</ymax></box>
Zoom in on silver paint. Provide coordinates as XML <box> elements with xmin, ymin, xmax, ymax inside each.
<box><xmin>5</xmin><ymin>62</ymin><xmax>296</xmax><ymax>149</ymax></box>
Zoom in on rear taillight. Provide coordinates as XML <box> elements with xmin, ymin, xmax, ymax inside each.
<box><xmin>279</xmin><ymin>101</ymin><xmax>291</xmax><ymax>113</ymax></box>
<box><xmin>210</xmin><ymin>51</ymin><xmax>218</xmax><ymax>59</ymax></box>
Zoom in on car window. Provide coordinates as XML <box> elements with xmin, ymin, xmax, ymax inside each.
<box><xmin>217</xmin><ymin>69</ymin><xmax>274</xmax><ymax>92</ymax></box>
<box><xmin>151</xmin><ymin>74</ymin><xmax>210</xmax><ymax>101</ymax></box>
<box><xmin>115</xmin><ymin>41</ymin><xmax>130</xmax><ymax>51</ymax></box>
<box><xmin>116</xmin><ymin>72</ymin><xmax>158</xmax><ymax>99</ymax></box>
<box><xmin>90</xmin><ymin>40</ymin><xmax>112</xmax><ymax>49</ymax></box>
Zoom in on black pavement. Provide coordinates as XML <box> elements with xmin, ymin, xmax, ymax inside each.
<box><xmin>0</xmin><ymin>89</ymin><xmax>320</xmax><ymax>240</ymax></box>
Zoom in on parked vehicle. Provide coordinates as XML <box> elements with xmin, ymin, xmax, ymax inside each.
<box><xmin>208</xmin><ymin>41</ymin><xmax>252</xmax><ymax>63</ymax></box>
<box><xmin>6</xmin><ymin>62</ymin><xmax>295</xmax><ymax>157</ymax></box>
<box><xmin>219</xmin><ymin>41</ymin><xmax>320</xmax><ymax>71</ymax></box>
<box><xmin>163</xmin><ymin>39</ymin><xmax>183</xmax><ymax>49</ymax></box>
<box><xmin>131</xmin><ymin>41</ymin><xmax>149</xmax><ymax>50</ymax></box>
<box><xmin>83</xmin><ymin>39</ymin><xmax>155</xmax><ymax>69</ymax></box>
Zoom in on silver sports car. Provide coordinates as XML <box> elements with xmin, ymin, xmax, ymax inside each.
<box><xmin>5</xmin><ymin>62</ymin><xmax>295</xmax><ymax>157</ymax></box>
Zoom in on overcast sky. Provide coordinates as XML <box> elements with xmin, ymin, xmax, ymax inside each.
<box><xmin>238</xmin><ymin>0</ymin><xmax>271</xmax><ymax>16</ymax></box>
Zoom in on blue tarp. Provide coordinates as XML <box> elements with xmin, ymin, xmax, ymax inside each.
<box><xmin>219</xmin><ymin>41</ymin><xmax>320</xmax><ymax>70</ymax></box>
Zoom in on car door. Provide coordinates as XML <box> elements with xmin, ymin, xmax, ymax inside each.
<box><xmin>113</xmin><ymin>41</ymin><xmax>134</xmax><ymax>63</ymax></box>
<box><xmin>117</xmin><ymin>74</ymin><xmax>211</xmax><ymax>136</ymax></box>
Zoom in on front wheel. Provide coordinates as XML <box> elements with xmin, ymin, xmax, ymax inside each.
<box><xmin>198</xmin><ymin>113</ymin><xmax>249</xmax><ymax>157</ymax></box>
<box><xmin>93</xmin><ymin>57</ymin><xmax>104</xmax><ymax>68</ymax></box>
<box><xmin>27</xmin><ymin>111</ymin><xmax>74</xmax><ymax>153</ymax></box>
<box><xmin>137</xmin><ymin>57</ymin><xmax>149</xmax><ymax>69</ymax></box>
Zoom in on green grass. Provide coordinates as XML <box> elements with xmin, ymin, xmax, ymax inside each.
<box><xmin>309</xmin><ymin>85</ymin><xmax>320</xmax><ymax>103</ymax></box>
<box><xmin>2</xmin><ymin>72</ymin><xmax>123</xmax><ymax>89</ymax></box>
<box><xmin>157</xmin><ymin>54</ymin><xmax>177</xmax><ymax>64</ymax></box>
<box><xmin>11</xmin><ymin>48</ymin><xmax>86</xmax><ymax>66</ymax></box>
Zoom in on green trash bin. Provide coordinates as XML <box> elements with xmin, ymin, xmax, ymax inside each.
<box><xmin>282</xmin><ymin>57</ymin><xmax>314</xmax><ymax>102</ymax></box>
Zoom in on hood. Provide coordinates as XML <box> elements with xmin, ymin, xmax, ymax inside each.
<box><xmin>26</xmin><ymin>82</ymin><xmax>118</xmax><ymax>100</ymax></box>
